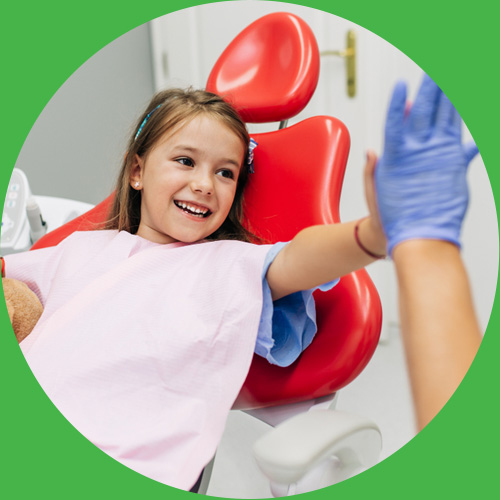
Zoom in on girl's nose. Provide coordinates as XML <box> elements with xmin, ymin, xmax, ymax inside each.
<box><xmin>190</xmin><ymin>170</ymin><xmax>214</xmax><ymax>195</ymax></box>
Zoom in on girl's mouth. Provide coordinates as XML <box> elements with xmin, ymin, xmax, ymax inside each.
<box><xmin>174</xmin><ymin>200</ymin><xmax>212</xmax><ymax>218</ymax></box>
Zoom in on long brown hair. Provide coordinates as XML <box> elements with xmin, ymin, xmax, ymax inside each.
<box><xmin>105</xmin><ymin>88</ymin><xmax>257</xmax><ymax>242</ymax></box>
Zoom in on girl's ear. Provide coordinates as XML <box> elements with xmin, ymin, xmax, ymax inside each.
<box><xmin>129</xmin><ymin>154</ymin><xmax>144</xmax><ymax>189</ymax></box>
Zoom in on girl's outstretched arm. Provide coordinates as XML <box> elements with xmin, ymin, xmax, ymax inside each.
<box><xmin>266</xmin><ymin>152</ymin><xmax>384</xmax><ymax>301</ymax></box>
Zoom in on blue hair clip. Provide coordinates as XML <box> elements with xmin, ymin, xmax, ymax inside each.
<box><xmin>247</xmin><ymin>138</ymin><xmax>258</xmax><ymax>174</ymax></box>
<box><xmin>135</xmin><ymin>104</ymin><xmax>162</xmax><ymax>141</ymax></box>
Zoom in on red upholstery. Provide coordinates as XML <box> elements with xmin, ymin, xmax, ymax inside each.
<box><xmin>208</xmin><ymin>12</ymin><xmax>380</xmax><ymax>408</ymax></box>
<box><xmin>206</xmin><ymin>12</ymin><xmax>320</xmax><ymax>123</ymax></box>
<box><xmin>234</xmin><ymin>117</ymin><xmax>381</xmax><ymax>409</ymax></box>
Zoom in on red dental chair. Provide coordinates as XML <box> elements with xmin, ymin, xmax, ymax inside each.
<box><xmin>32</xmin><ymin>12</ymin><xmax>382</xmax><ymax>496</ymax></box>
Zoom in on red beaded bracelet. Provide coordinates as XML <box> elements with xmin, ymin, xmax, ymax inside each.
<box><xmin>354</xmin><ymin>219</ymin><xmax>386</xmax><ymax>260</ymax></box>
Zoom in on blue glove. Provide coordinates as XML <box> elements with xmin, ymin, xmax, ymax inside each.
<box><xmin>375</xmin><ymin>75</ymin><xmax>479</xmax><ymax>256</ymax></box>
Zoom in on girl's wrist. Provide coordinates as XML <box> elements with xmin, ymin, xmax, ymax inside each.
<box><xmin>356</xmin><ymin>217</ymin><xmax>387</xmax><ymax>259</ymax></box>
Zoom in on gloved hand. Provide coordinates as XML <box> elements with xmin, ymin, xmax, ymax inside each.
<box><xmin>375</xmin><ymin>74</ymin><xmax>479</xmax><ymax>256</ymax></box>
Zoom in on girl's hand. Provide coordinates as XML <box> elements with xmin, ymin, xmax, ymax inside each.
<box><xmin>361</xmin><ymin>150</ymin><xmax>387</xmax><ymax>257</ymax></box>
<box><xmin>375</xmin><ymin>74</ymin><xmax>479</xmax><ymax>256</ymax></box>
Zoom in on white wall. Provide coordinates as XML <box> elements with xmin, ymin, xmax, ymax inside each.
<box><xmin>14</xmin><ymin>23</ymin><xmax>155</xmax><ymax>205</ymax></box>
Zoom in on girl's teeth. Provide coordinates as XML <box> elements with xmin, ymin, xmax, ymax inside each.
<box><xmin>176</xmin><ymin>201</ymin><xmax>209</xmax><ymax>216</ymax></box>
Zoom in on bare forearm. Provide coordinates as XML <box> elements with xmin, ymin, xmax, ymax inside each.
<box><xmin>266</xmin><ymin>218</ymin><xmax>384</xmax><ymax>300</ymax></box>
<box><xmin>393</xmin><ymin>240</ymin><xmax>482</xmax><ymax>430</ymax></box>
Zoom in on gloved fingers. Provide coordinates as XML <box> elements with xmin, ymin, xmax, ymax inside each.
<box><xmin>436</xmin><ymin>92</ymin><xmax>462</xmax><ymax>138</ymax></box>
<box><xmin>464</xmin><ymin>141</ymin><xmax>480</xmax><ymax>166</ymax></box>
<box><xmin>384</xmin><ymin>80</ymin><xmax>407</xmax><ymax>154</ymax></box>
<box><xmin>407</xmin><ymin>74</ymin><xmax>441</xmax><ymax>141</ymax></box>
<box><xmin>451</xmin><ymin>99</ymin><xmax>463</xmax><ymax>132</ymax></box>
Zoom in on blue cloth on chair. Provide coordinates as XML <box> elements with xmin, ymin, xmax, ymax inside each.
<box><xmin>256</xmin><ymin>242</ymin><xmax>339</xmax><ymax>367</ymax></box>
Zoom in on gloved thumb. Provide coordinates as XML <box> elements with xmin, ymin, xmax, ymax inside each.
<box><xmin>464</xmin><ymin>142</ymin><xmax>479</xmax><ymax>166</ymax></box>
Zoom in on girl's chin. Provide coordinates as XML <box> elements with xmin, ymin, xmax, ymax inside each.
<box><xmin>165</xmin><ymin>230</ymin><xmax>214</xmax><ymax>244</ymax></box>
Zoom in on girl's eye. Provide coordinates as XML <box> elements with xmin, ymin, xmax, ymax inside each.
<box><xmin>216</xmin><ymin>169</ymin><xmax>235</xmax><ymax>179</ymax></box>
<box><xmin>176</xmin><ymin>157</ymin><xmax>194</xmax><ymax>167</ymax></box>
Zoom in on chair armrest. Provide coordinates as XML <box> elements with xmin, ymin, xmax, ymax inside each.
<box><xmin>253</xmin><ymin>410</ymin><xmax>381</xmax><ymax>486</ymax></box>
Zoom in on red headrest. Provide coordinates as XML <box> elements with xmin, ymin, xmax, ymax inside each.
<box><xmin>206</xmin><ymin>12</ymin><xmax>320</xmax><ymax>123</ymax></box>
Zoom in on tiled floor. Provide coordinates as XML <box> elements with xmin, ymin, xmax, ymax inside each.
<box><xmin>207</xmin><ymin>330</ymin><xmax>416</xmax><ymax>498</ymax></box>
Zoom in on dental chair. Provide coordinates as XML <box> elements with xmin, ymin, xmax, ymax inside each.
<box><xmin>31</xmin><ymin>12</ymin><xmax>383</xmax><ymax>497</ymax></box>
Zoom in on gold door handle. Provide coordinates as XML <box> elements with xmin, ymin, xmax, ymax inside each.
<box><xmin>320</xmin><ymin>30</ymin><xmax>356</xmax><ymax>98</ymax></box>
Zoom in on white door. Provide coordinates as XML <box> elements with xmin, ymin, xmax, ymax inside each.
<box><xmin>150</xmin><ymin>0</ymin><xmax>497</xmax><ymax>338</ymax></box>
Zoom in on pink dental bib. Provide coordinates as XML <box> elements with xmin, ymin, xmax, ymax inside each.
<box><xmin>7</xmin><ymin>230</ymin><xmax>271</xmax><ymax>490</ymax></box>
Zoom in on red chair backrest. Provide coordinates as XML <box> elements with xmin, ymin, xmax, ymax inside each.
<box><xmin>233</xmin><ymin>117</ymin><xmax>381</xmax><ymax>409</ymax></box>
<box><xmin>207</xmin><ymin>12</ymin><xmax>381</xmax><ymax>409</ymax></box>
<box><xmin>206</xmin><ymin>12</ymin><xmax>320</xmax><ymax>123</ymax></box>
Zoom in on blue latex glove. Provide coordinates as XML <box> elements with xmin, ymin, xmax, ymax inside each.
<box><xmin>375</xmin><ymin>75</ymin><xmax>479</xmax><ymax>256</ymax></box>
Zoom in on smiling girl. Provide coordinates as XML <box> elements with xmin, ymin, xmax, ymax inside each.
<box><xmin>5</xmin><ymin>88</ymin><xmax>388</xmax><ymax>490</ymax></box>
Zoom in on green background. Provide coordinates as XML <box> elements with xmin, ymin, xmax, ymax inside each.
<box><xmin>1</xmin><ymin>0</ymin><xmax>498</xmax><ymax>498</ymax></box>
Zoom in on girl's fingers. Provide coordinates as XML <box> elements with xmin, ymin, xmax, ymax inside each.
<box><xmin>364</xmin><ymin>150</ymin><xmax>380</xmax><ymax>217</ymax></box>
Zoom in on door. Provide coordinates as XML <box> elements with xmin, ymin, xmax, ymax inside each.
<box><xmin>150</xmin><ymin>1</ymin><xmax>496</xmax><ymax>338</ymax></box>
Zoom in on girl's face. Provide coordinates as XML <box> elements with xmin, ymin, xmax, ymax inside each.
<box><xmin>130</xmin><ymin>114</ymin><xmax>245</xmax><ymax>245</ymax></box>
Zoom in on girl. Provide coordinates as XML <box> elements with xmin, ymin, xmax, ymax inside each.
<box><xmin>4</xmin><ymin>87</ymin><xmax>388</xmax><ymax>490</ymax></box>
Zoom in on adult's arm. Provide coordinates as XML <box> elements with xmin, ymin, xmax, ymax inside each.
<box><xmin>372</xmin><ymin>74</ymin><xmax>481</xmax><ymax>430</ymax></box>
<box><xmin>393</xmin><ymin>239</ymin><xmax>482</xmax><ymax>430</ymax></box>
